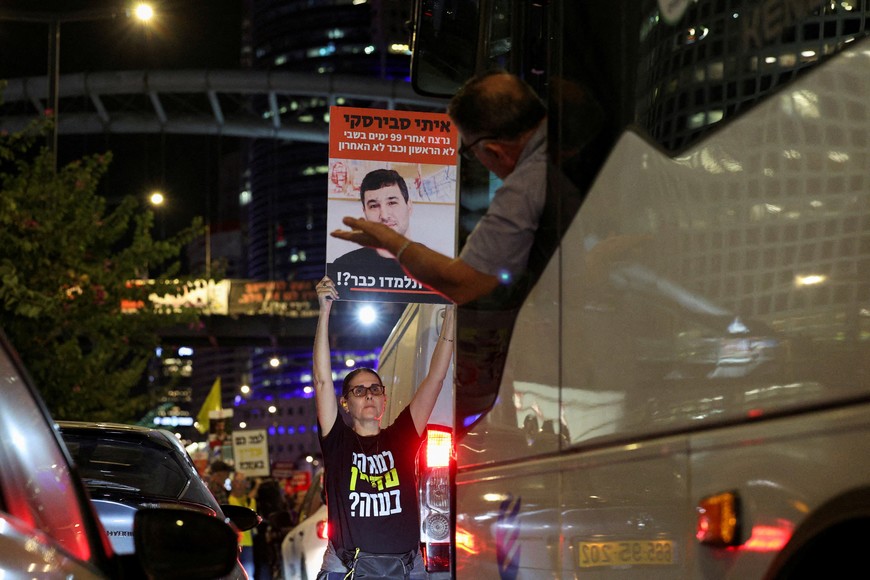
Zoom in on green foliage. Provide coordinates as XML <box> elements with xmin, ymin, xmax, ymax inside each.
<box><xmin>0</xmin><ymin>122</ymin><xmax>205</xmax><ymax>421</ymax></box>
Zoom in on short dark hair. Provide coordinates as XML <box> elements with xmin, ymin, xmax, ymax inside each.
<box><xmin>447</xmin><ymin>70</ymin><xmax>546</xmax><ymax>140</ymax></box>
<box><xmin>210</xmin><ymin>460</ymin><xmax>234</xmax><ymax>474</ymax></box>
<box><xmin>359</xmin><ymin>169</ymin><xmax>409</xmax><ymax>205</ymax></box>
<box><xmin>341</xmin><ymin>367</ymin><xmax>384</xmax><ymax>397</ymax></box>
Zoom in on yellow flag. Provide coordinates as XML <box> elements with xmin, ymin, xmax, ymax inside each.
<box><xmin>196</xmin><ymin>378</ymin><xmax>222</xmax><ymax>434</ymax></box>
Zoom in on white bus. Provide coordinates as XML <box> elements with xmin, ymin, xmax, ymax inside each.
<box><xmin>378</xmin><ymin>303</ymin><xmax>456</xmax><ymax>579</ymax></box>
<box><xmin>395</xmin><ymin>0</ymin><xmax>870</xmax><ymax>577</ymax></box>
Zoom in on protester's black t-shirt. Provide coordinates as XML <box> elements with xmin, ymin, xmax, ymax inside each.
<box><xmin>319</xmin><ymin>407</ymin><xmax>423</xmax><ymax>559</ymax></box>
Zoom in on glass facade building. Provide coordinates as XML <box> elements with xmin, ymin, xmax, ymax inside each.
<box><xmin>241</xmin><ymin>0</ymin><xmax>415</xmax><ymax>465</ymax></box>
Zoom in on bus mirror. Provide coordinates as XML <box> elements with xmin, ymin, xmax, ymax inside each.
<box><xmin>411</xmin><ymin>0</ymin><xmax>479</xmax><ymax>97</ymax></box>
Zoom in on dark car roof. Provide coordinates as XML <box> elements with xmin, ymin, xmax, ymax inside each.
<box><xmin>58</xmin><ymin>421</ymin><xmax>220</xmax><ymax>511</ymax></box>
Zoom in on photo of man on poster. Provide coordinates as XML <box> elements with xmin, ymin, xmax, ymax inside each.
<box><xmin>327</xmin><ymin>166</ymin><xmax>452</xmax><ymax>304</ymax></box>
<box><xmin>333</xmin><ymin>168</ymin><xmax>412</xmax><ymax>274</ymax></box>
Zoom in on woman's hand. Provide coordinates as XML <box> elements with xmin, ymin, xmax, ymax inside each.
<box><xmin>316</xmin><ymin>275</ymin><xmax>339</xmax><ymax>307</ymax></box>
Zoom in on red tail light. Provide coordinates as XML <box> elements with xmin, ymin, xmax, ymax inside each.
<box><xmin>316</xmin><ymin>519</ymin><xmax>329</xmax><ymax>540</ymax></box>
<box><xmin>425</xmin><ymin>427</ymin><xmax>453</xmax><ymax>468</ymax></box>
<box><xmin>741</xmin><ymin>524</ymin><xmax>792</xmax><ymax>552</ymax></box>
<box><xmin>420</xmin><ymin>426</ymin><xmax>454</xmax><ymax>573</ymax></box>
<box><xmin>423</xmin><ymin>542</ymin><xmax>451</xmax><ymax>570</ymax></box>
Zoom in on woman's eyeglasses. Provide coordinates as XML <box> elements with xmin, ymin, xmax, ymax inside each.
<box><xmin>348</xmin><ymin>384</ymin><xmax>386</xmax><ymax>397</ymax></box>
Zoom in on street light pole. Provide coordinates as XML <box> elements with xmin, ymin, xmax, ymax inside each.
<box><xmin>0</xmin><ymin>5</ymin><xmax>154</xmax><ymax>171</ymax></box>
<box><xmin>47</xmin><ymin>19</ymin><xmax>60</xmax><ymax>164</ymax></box>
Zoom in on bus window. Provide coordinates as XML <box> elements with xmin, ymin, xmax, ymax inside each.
<box><xmin>633</xmin><ymin>0</ymin><xmax>870</xmax><ymax>152</ymax></box>
<box><xmin>483</xmin><ymin>0</ymin><xmax>513</xmax><ymax>67</ymax></box>
<box><xmin>411</xmin><ymin>0</ymin><xmax>480</xmax><ymax>96</ymax></box>
<box><xmin>411</xmin><ymin>0</ymin><xmax>544</xmax><ymax>97</ymax></box>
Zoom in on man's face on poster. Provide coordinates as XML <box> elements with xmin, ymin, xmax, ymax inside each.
<box><xmin>362</xmin><ymin>184</ymin><xmax>413</xmax><ymax>236</ymax></box>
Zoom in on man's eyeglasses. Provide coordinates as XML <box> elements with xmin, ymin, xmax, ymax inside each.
<box><xmin>347</xmin><ymin>384</ymin><xmax>386</xmax><ymax>397</ymax></box>
<box><xmin>458</xmin><ymin>135</ymin><xmax>498</xmax><ymax>160</ymax></box>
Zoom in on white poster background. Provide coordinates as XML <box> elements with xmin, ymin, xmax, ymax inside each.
<box><xmin>232</xmin><ymin>429</ymin><xmax>270</xmax><ymax>477</ymax></box>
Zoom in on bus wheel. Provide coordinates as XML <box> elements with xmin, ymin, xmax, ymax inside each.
<box><xmin>772</xmin><ymin>518</ymin><xmax>869</xmax><ymax>580</ymax></box>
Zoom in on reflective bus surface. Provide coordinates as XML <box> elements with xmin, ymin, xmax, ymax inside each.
<box><xmin>411</xmin><ymin>0</ymin><xmax>870</xmax><ymax>578</ymax></box>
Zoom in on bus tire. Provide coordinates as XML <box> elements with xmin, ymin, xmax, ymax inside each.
<box><xmin>765</xmin><ymin>488</ymin><xmax>870</xmax><ymax>580</ymax></box>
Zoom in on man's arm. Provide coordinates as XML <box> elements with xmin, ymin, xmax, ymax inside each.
<box><xmin>313</xmin><ymin>276</ymin><xmax>339</xmax><ymax>436</ymax></box>
<box><xmin>408</xmin><ymin>306</ymin><xmax>455</xmax><ymax>434</ymax></box>
<box><xmin>331</xmin><ymin>218</ymin><xmax>498</xmax><ymax>304</ymax></box>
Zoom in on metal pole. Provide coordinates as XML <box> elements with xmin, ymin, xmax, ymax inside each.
<box><xmin>205</xmin><ymin>222</ymin><xmax>212</xmax><ymax>279</ymax></box>
<box><xmin>47</xmin><ymin>19</ymin><xmax>60</xmax><ymax>171</ymax></box>
<box><xmin>0</xmin><ymin>8</ymin><xmax>129</xmax><ymax>171</ymax></box>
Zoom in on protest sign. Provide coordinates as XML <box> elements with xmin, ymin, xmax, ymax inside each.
<box><xmin>326</xmin><ymin>106</ymin><xmax>458</xmax><ymax>303</ymax></box>
<box><xmin>232</xmin><ymin>429</ymin><xmax>270</xmax><ymax>477</ymax></box>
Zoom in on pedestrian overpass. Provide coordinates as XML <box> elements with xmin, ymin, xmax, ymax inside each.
<box><xmin>0</xmin><ymin>69</ymin><xmax>436</xmax><ymax>348</ymax></box>
<box><xmin>130</xmin><ymin>277</ymin><xmax>406</xmax><ymax>349</ymax></box>
<box><xmin>0</xmin><ymin>68</ymin><xmax>445</xmax><ymax>140</ymax></box>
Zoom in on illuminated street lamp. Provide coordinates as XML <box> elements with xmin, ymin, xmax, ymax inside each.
<box><xmin>0</xmin><ymin>3</ymin><xmax>156</xmax><ymax>170</ymax></box>
<box><xmin>149</xmin><ymin>190</ymin><xmax>165</xmax><ymax>207</ymax></box>
<box><xmin>357</xmin><ymin>304</ymin><xmax>377</xmax><ymax>325</ymax></box>
<box><xmin>148</xmin><ymin>189</ymin><xmax>166</xmax><ymax>237</ymax></box>
<box><xmin>133</xmin><ymin>3</ymin><xmax>155</xmax><ymax>22</ymax></box>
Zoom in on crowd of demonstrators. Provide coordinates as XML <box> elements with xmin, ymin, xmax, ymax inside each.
<box><xmin>252</xmin><ymin>478</ymin><xmax>299</xmax><ymax>580</ymax></box>
<box><xmin>312</xmin><ymin>276</ymin><xmax>455</xmax><ymax>580</ymax></box>
<box><xmin>206</xmin><ymin>459</ymin><xmax>234</xmax><ymax>504</ymax></box>
<box><xmin>202</xmin><ymin>459</ymin><xmax>306</xmax><ymax>579</ymax></box>
<box><xmin>229</xmin><ymin>474</ymin><xmax>259</xmax><ymax>578</ymax></box>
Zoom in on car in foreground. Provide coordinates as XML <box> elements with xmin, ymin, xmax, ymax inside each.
<box><xmin>58</xmin><ymin>420</ymin><xmax>259</xmax><ymax>579</ymax></box>
<box><xmin>0</xmin><ymin>328</ymin><xmax>240</xmax><ymax>579</ymax></box>
<box><xmin>281</xmin><ymin>469</ymin><xmax>328</xmax><ymax>580</ymax></box>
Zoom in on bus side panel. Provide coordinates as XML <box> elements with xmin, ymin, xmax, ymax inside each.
<box><xmin>380</xmin><ymin>303</ymin><xmax>454</xmax><ymax>429</ymax></box>
<box><xmin>455</xmin><ymin>407</ymin><xmax>870</xmax><ymax>579</ymax></box>
<box><xmin>455</xmin><ymin>439</ymin><xmax>691</xmax><ymax>578</ymax></box>
<box><xmin>380</xmin><ymin>304</ymin><xmax>422</xmax><ymax>424</ymax></box>
<box><xmin>462</xmin><ymin>36</ymin><xmax>870</xmax><ymax>467</ymax></box>
<box><xmin>454</xmin><ymin>22</ymin><xmax>870</xmax><ymax>580</ymax></box>
<box><xmin>689</xmin><ymin>403</ymin><xmax>870</xmax><ymax>578</ymax></box>
<box><xmin>562</xmin><ymin>41</ymin><xmax>870</xmax><ymax>448</ymax></box>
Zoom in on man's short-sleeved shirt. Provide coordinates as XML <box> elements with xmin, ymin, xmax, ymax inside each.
<box><xmin>459</xmin><ymin>122</ymin><xmax>548</xmax><ymax>280</ymax></box>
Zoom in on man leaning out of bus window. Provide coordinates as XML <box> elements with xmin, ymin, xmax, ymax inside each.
<box><xmin>331</xmin><ymin>70</ymin><xmax>547</xmax><ymax>305</ymax></box>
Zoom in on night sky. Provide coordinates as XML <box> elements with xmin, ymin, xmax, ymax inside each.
<box><xmin>0</xmin><ymin>0</ymin><xmax>246</xmax><ymax>236</ymax></box>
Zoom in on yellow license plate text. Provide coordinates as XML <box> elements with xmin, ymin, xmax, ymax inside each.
<box><xmin>578</xmin><ymin>540</ymin><xmax>674</xmax><ymax>568</ymax></box>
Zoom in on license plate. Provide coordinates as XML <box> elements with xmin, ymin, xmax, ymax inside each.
<box><xmin>578</xmin><ymin>540</ymin><xmax>675</xmax><ymax>568</ymax></box>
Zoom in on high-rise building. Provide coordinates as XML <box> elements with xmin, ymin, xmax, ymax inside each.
<box><xmin>238</xmin><ymin>0</ymin><xmax>416</xmax><ymax>466</ymax></box>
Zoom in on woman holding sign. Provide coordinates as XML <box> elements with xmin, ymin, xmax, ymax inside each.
<box><xmin>312</xmin><ymin>275</ymin><xmax>454</xmax><ymax>580</ymax></box>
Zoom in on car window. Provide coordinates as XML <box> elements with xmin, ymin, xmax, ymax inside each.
<box><xmin>0</xmin><ymin>341</ymin><xmax>96</xmax><ymax>562</ymax></box>
<box><xmin>63</xmin><ymin>432</ymin><xmax>215</xmax><ymax>508</ymax></box>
